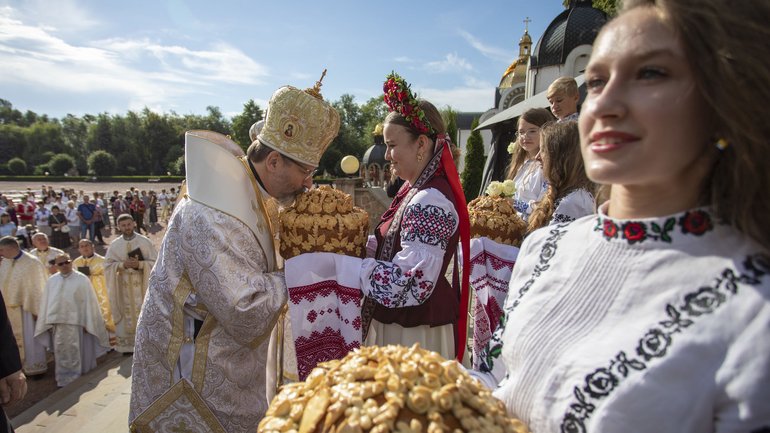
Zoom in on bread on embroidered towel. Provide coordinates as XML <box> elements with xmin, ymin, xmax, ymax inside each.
<box><xmin>466</xmin><ymin>237</ymin><xmax>519</xmax><ymax>371</ymax></box>
<box><xmin>285</xmin><ymin>252</ymin><xmax>363</xmax><ymax>381</ymax></box>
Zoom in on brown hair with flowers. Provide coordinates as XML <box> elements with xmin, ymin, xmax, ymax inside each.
<box><xmin>383</xmin><ymin>72</ymin><xmax>434</xmax><ymax>135</ymax></box>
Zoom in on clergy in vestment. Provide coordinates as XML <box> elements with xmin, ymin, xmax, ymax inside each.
<box><xmin>73</xmin><ymin>239</ymin><xmax>115</xmax><ymax>334</ymax></box>
<box><xmin>34</xmin><ymin>254</ymin><xmax>110</xmax><ymax>387</ymax></box>
<box><xmin>104</xmin><ymin>214</ymin><xmax>157</xmax><ymax>353</ymax></box>
<box><xmin>0</xmin><ymin>236</ymin><xmax>49</xmax><ymax>376</ymax></box>
<box><xmin>0</xmin><ymin>289</ymin><xmax>27</xmax><ymax>433</ymax></box>
<box><xmin>129</xmin><ymin>77</ymin><xmax>340</xmax><ymax>433</ymax></box>
<box><xmin>29</xmin><ymin>233</ymin><xmax>64</xmax><ymax>275</ymax></box>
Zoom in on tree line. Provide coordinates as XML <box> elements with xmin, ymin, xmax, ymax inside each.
<box><xmin>0</xmin><ymin>95</ymin><xmax>387</xmax><ymax>178</ymax></box>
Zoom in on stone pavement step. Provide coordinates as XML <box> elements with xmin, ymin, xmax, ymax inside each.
<box><xmin>12</xmin><ymin>354</ymin><xmax>133</xmax><ymax>433</ymax></box>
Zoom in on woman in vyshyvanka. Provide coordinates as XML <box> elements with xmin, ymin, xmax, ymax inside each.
<box><xmin>525</xmin><ymin>121</ymin><xmax>595</xmax><ymax>232</ymax></box>
<box><xmin>505</xmin><ymin>108</ymin><xmax>555</xmax><ymax>220</ymax></box>
<box><xmin>475</xmin><ymin>0</ymin><xmax>770</xmax><ymax>431</ymax></box>
<box><xmin>286</xmin><ymin>73</ymin><xmax>471</xmax><ymax>362</ymax></box>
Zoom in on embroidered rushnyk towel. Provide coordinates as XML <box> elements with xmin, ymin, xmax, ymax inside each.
<box><xmin>468</xmin><ymin>237</ymin><xmax>518</xmax><ymax>370</ymax></box>
<box><xmin>285</xmin><ymin>253</ymin><xmax>363</xmax><ymax>381</ymax></box>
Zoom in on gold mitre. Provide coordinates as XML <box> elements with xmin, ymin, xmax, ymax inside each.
<box><xmin>257</xmin><ymin>70</ymin><xmax>340</xmax><ymax>167</ymax></box>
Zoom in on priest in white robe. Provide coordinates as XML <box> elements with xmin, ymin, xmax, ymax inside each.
<box><xmin>30</xmin><ymin>233</ymin><xmax>64</xmax><ymax>275</ymax></box>
<box><xmin>104</xmin><ymin>214</ymin><xmax>157</xmax><ymax>353</ymax></box>
<box><xmin>129</xmin><ymin>77</ymin><xmax>340</xmax><ymax>433</ymax></box>
<box><xmin>0</xmin><ymin>236</ymin><xmax>49</xmax><ymax>376</ymax></box>
<box><xmin>34</xmin><ymin>253</ymin><xmax>110</xmax><ymax>387</ymax></box>
<box><xmin>73</xmin><ymin>239</ymin><xmax>116</xmax><ymax>335</ymax></box>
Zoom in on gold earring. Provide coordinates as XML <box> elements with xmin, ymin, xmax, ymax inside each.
<box><xmin>715</xmin><ymin>138</ymin><xmax>729</xmax><ymax>151</ymax></box>
<box><xmin>417</xmin><ymin>153</ymin><xmax>423</xmax><ymax>162</ymax></box>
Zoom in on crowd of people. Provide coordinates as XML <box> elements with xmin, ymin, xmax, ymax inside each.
<box><xmin>0</xmin><ymin>185</ymin><xmax>173</xmax><ymax>430</ymax></box>
<box><xmin>0</xmin><ymin>186</ymin><xmax>180</xmax><ymax>251</ymax></box>
<box><xmin>3</xmin><ymin>0</ymin><xmax>770</xmax><ymax>432</ymax></box>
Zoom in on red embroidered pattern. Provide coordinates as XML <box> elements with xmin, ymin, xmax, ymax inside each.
<box><xmin>289</xmin><ymin>280</ymin><xmax>362</xmax><ymax>305</ymax></box>
<box><xmin>294</xmin><ymin>327</ymin><xmax>360</xmax><ymax>381</ymax></box>
<box><xmin>401</xmin><ymin>203</ymin><xmax>456</xmax><ymax>250</ymax></box>
<box><xmin>471</xmin><ymin>249</ymin><xmax>515</xmax><ymax>272</ymax></box>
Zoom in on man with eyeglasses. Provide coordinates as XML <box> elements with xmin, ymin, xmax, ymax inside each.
<box><xmin>34</xmin><ymin>253</ymin><xmax>109</xmax><ymax>387</ymax></box>
<box><xmin>130</xmin><ymin>74</ymin><xmax>340</xmax><ymax>433</ymax></box>
<box><xmin>0</xmin><ymin>236</ymin><xmax>49</xmax><ymax>377</ymax></box>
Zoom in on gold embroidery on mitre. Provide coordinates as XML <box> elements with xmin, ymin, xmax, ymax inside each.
<box><xmin>257</xmin><ymin>70</ymin><xmax>340</xmax><ymax>167</ymax></box>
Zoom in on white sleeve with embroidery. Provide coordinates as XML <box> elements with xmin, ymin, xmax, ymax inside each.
<box><xmin>549</xmin><ymin>189</ymin><xmax>595</xmax><ymax>225</ymax></box>
<box><xmin>359</xmin><ymin>188</ymin><xmax>458</xmax><ymax>308</ymax></box>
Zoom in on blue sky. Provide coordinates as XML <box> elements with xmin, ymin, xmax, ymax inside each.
<box><xmin>0</xmin><ymin>0</ymin><xmax>566</xmax><ymax>120</ymax></box>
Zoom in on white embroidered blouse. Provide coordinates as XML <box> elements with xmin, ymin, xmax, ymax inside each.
<box><xmin>549</xmin><ymin>188</ymin><xmax>595</xmax><ymax>225</ymax></box>
<box><xmin>480</xmin><ymin>205</ymin><xmax>770</xmax><ymax>432</ymax></box>
<box><xmin>512</xmin><ymin>159</ymin><xmax>547</xmax><ymax>219</ymax></box>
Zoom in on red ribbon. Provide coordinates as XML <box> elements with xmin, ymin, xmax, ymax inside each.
<box><xmin>437</xmin><ymin>134</ymin><xmax>470</xmax><ymax>363</ymax></box>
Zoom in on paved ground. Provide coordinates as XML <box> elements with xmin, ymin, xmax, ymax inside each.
<box><xmin>11</xmin><ymin>353</ymin><xmax>133</xmax><ymax>433</ymax></box>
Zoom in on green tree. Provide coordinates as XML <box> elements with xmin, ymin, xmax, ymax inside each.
<box><xmin>7</xmin><ymin>157</ymin><xmax>27</xmax><ymax>175</ymax></box>
<box><xmin>0</xmin><ymin>124</ymin><xmax>27</xmax><ymax>163</ymax></box>
<box><xmin>202</xmin><ymin>106</ymin><xmax>231</xmax><ymax>134</ymax></box>
<box><xmin>170</xmin><ymin>155</ymin><xmax>185</xmax><ymax>176</ymax></box>
<box><xmin>48</xmin><ymin>153</ymin><xmax>76</xmax><ymax>175</ymax></box>
<box><xmin>231</xmin><ymin>99</ymin><xmax>264</xmax><ymax>151</ymax></box>
<box><xmin>116</xmin><ymin>151</ymin><xmax>141</xmax><ymax>175</ymax></box>
<box><xmin>87</xmin><ymin>113</ymin><xmax>114</xmax><ymax>154</ymax></box>
<box><xmin>24</xmin><ymin>121</ymin><xmax>65</xmax><ymax>166</ymax></box>
<box><xmin>461</xmin><ymin>118</ymin><xmax>485</xmax><ymax>202</ymax></box>
<box><xmin>359</xmin><ymin>97</ymin><xmax>388</xmax><ymax>141</ymax></box>
<box><xmin>141</xmin><ymin>109</ymin><xmax>180</xmax><ymax>174</ymax></box>
<box><xmin>33</xmin><ymin>164</ymin><xmax>50</xmax><ymax>176</ymax></box>
<box><xmin>0</xmin><ymin>99</ymin><xmax>24</xmax><ymax>126</ymax></box>
<box><xmin>87</xmin><ymin>150</ymin><xmax>117</xmax><ymax>176</ymax></box>
<box><xmin>163</xmin><ymin>145</ymin><xmax>184</xmax><ymax>174</ymax></box>
<box><xmin>318</xmin><ymin>95</ymin><xmax>369</xmax><ymax>176</ymax></box>
<box><xmin>442</xmin><ymin>107</ymin><xmax>458</xmax><ymax>144</ymax></box>
<box><xmin>562</xmin><ymin>0</ymin><xmax>617</xmax><ymax>15</ymax></box>
<box><xmin>61</xmin><ymin>114</ymin><xmax>92</xmax><ymax>174</ymax></box>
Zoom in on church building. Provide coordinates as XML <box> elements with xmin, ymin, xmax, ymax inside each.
<box><xmin>458</xmin><ymin>0</ymin><xmax>608</xmax><ymax>194</ymax></box>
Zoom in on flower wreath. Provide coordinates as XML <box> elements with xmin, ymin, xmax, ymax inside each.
<box><xmin>383</xmin><ymin>72</ymin><xmax>434</xmax><ymax>135</ymax></box>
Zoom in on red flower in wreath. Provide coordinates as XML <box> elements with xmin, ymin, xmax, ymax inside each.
<box><xmin>602</xmin><ymin>219</ymin><xmax>619</xmax><ymax>239</ymax></box>
<box><xmin>622</xmin><ymin>221</ymin><xmax>647</xmax><ymax>244</ymax></box>
<box><xmin>680</xmin><ymin>210</ymin><xmax>712</xmax><ymax>235</ymax></box>
<box><xmin>382</xmin><ymin>72</ymin><xmax>435</xmax><ymax>135</ymax></box>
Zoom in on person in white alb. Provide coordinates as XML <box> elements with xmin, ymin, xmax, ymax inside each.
<box><xmin>0</xmin><ymin>236</ymin><xmax>49</xmax><ymax>377</ymax></box>
<box><xmin>34</xmin><ymin>253</ymin><xmax>110</xmax><ymax>387</ymax></box>
<box><xmin>29</xmin><ymin>233</ymin><xmax>64</xmax><ymax>275</ymax></box>
<box><xmin>104</xmin><ymin>215</ymin><xmax>157</xmax><ymax>354</ymax></box>
<box><xmin>129</xmin><ymin>75</ymin><xmax>340</xmax><ymax>433</ymax></box>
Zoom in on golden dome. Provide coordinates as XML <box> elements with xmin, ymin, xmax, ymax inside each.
<box><xmin>499</xmin><ymin>28</ymin><xmax>532</xmax><ymax>89</ymax></box>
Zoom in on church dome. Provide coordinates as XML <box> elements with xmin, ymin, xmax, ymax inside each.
<box><xmin>499</xmin><ymin>60</ymin><xmax>527</xmax><ymax>88</ymax></box>
<box><xmin>530</xmin><ymin>0</ymin><xmax>607</xmax><ymax>68</ymax></box>
<box><xmin>499</xmin><ymin>28</ymin><xmax>532</xmax><ymax>88</ymax></box>
<box><xmin>362</xmin><ymin>125</ymin><xmax>386</xmax><ymax>168</ymax></box>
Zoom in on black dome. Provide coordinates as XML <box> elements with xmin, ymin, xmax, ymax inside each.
<box><xmin>531</xmin><ymin>2</ymin><xmax>607</xmax><ymax>68</ymax></box>
<box><xmin>362</xmin><ymin>135</ymin><xmax>386</xmax><ymax>167</ymax></box>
